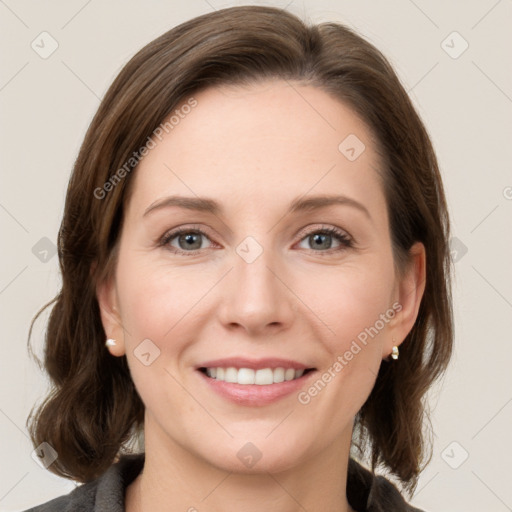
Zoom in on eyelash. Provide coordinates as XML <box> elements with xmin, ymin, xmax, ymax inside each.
<box><xmin>159</xmin><ymin>225</ymin><xmax>354</xmax><ymax>256</ymax></box>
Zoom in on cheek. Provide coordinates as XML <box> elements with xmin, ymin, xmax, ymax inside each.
<box><xmin>116</xmin><ymin>252</ymin><xmax>204</xmax><ymax>341</ymax></box>
<box><xmin>116</xmin><ymin>240</ymin><xmax>396</xmax><ymax>361</ymax></box>
<box><xmin>303</xmin><ymin>257</ymin><xmax>395</xmax><ymax>348</ymax></box>
<box><xmin>298</xmin><ymin>275</ymin><xmax>392</xmax><ymax>426</ymax></box>
<box><xmin>297</xmin><ymin>255</ymin><xmax>395</xmax><ymax>411</ymax></box>
<box><xmin>114</xmin><ymin>257</ymin><xmax>204</xmax><ymax>407</ymax></box>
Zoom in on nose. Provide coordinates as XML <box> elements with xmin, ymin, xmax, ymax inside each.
<box><xmin>217</xmin><ymin>240</ymin><xmax>296</xmax><ymax>337</ymax></box>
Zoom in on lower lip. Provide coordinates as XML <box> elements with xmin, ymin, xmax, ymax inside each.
<box><xmin>197</xmin><ymin>370</ymin><xmax>315</xmax><ymax>406</ymax></box>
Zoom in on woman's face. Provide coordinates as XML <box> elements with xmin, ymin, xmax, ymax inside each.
<box><xmin>98</xmin><ymin>80</ymin><xmax>424</xmax><ymax>474</ymax></box>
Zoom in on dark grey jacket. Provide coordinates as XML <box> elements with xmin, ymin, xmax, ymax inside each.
<box><xmin>23</xmin><ymin>453</ymin><xmax>425</xmax><ymax>511</ymax></box>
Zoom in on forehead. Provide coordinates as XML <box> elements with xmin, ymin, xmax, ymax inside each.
<box><xmin>126</xmin><ymin>80</ymin><xmax>385</xmax><ymax>218</ymax></box>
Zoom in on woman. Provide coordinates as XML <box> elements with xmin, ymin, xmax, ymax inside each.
<box><xmin>25</xmin><ymin>5</ymin><xmax>453</xmax><ymax>511</ymax></box>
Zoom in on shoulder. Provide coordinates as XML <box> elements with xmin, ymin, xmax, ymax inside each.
<box><xmin>21</xmin><ymin>480</ymin><xmax>98</xmax><ymax>512</ymax></box>
<box><xmin>21</xmin><ymin>453</ymin><xmax>145</xmax><ymax>512</ymax></box>
<box><xmin>347</xmin><ymin>457</ymin><xmax>426</xmax><ymax>512</ymax></box>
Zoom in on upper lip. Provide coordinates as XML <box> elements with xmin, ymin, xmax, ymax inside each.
<box><xmin>196</xmin><ymin>357</ymin><xmax>314</xmax><ymax>370</ymax></box>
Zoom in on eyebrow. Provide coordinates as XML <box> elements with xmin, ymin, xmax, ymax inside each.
<box><xmin>143</xmin><ymin>194</ymin><xmax>371</xmax><ymax>220</ymax></box>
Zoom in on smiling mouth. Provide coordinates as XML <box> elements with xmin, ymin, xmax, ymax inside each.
<box><xmin>199</xmin><ymin>367</ymin><xmax>316</xmax><ymax>385</ymax></box>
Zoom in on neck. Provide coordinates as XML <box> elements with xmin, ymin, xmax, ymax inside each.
<box><xmin>126</xmin><ymin>415</ymin><xmax>355</xmax><ymax>512</ymax></box>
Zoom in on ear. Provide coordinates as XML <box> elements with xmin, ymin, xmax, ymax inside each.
<box><xmin>96</xmin><ymin>276</ymin><xmax>126</xmax><ymax>357</ymax></box>
<box><xmin>384</xmin><ymin>241</ymin><xmax>426</xmax><ymax>359</ymax></box>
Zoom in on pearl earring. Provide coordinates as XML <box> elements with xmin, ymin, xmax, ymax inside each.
<box><xmin>391</xmin><ymin>345</ymin><xmax>399</xmax><ymax>360</ymax></box>
<box><xmin>105</xmin><ymin>338</ymin><xmax>117</xmax><ymax>347</ymax></box>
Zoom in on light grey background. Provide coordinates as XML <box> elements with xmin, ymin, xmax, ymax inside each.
<box><xmin>1</xmin><ymin>1</ymin><xmax>511</xmax><ymax>510</ymax></box>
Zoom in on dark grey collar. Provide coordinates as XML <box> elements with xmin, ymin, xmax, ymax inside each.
<box><xmin>25</xmin><ymin>452</ymin><xmax>423</xmax><ymax>512</ymax></box>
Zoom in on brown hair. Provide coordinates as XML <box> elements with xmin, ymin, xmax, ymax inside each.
<box><xmin>27</xmin><ymin>5</ymin><xmax>453</xmax><ymax>494</ymax></box>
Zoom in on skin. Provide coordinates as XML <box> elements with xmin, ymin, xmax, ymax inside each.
<box><xmin>97</xmin><ymin>80</ymin><xmax>426</xmax><ymax>512</ymax></box>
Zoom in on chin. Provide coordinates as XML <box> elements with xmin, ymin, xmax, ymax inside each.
<box><xmin>195</xmin><ymin>430</ymin><xmax>316</xmax><ymax>475</ymax></box>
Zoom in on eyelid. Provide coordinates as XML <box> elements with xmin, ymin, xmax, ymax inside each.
<box><xmin>294</xmin><ymin>224</ymin><xmax>354</xmax><ymax>254</ymax></box>
<box><xmin>159</xmin><ymin>223</ymin><xmax>354</xmax><ymax>254</ymax></box>
<box><xmin>159</xmin><ymin>224</ymin><xmax>216</xmax><ymax>248</ymax></box>
<box><xmin>296</xmin><ymin>223</ymin><xmax>352</xmax><ymax>241</ymax></box>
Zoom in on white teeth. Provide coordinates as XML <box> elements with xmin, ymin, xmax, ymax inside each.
<box><xmin>204</xmin><ymin>366</ymin><xmax>308</xmax><ymax>385</ymax></box>
<box><xmin>237</xmin><ymin>368</ymin><xmax>255</xmax><ymax>385</ymax></box>
<box><xmin>225</xmin><ymin>367</ymin><xmax>238</xmax><ymax>383</ymax></box>
<box><xmin>285</xmin><ymin>368</ymin><xmax>295</xmax><ymax>381</ymax></box>
<box><xmin>273</xmin><ymin>367</ymin><xmax>285</xmax><ymax>383</ymax></box>
<box><xmin>255</xmin><ymin>368</ymin><xmax>273</xmax><ymax>385</ymax></box>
